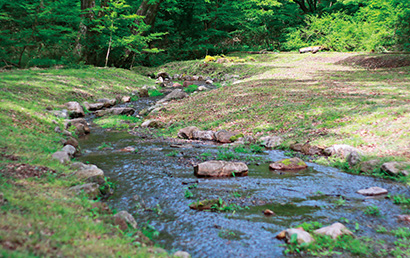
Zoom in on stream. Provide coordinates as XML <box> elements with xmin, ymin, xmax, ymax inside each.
<box><xmin>78</xmin><ymin>99</ymin><xmax>409</xmax><ymax>258</ymax></box>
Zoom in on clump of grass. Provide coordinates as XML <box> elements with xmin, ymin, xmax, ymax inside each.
<box><xmin>94</xmin><ymin>115</ymin><xmax>141</xmax><ymax>130</ymax></box>
<box><xmin>364</xmin><ymin>205</ymin><xmax>381</xmax><ymax>216</ymax></box>
<box><xmin>148</xmin><ymin>89</ymin><xmax>163</xmax><ymax>97</ymax></box>
<box><xmin>184</xmin><ymin>84</ymin><xmax>199</xmax><ymax>93</ymax></box>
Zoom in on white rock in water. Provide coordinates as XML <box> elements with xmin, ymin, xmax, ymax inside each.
<box><xmin>314</xmin><ymin>222</ymin><xmax>353</xmax><ymax>239</ymax></box>
<box><xmin>357</xmin><ymin>186</ymin><xmax>388</xmax><ymax>196</ymax></box>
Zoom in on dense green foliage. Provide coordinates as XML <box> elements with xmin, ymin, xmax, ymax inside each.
<box><xmin>1</xmin><ymin>0</ymin><xmax>409</xmax><ymax>68</ymax></box>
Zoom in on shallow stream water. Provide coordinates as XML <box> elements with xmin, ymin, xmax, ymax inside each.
<box><xmin>78</xmin><ymin>100</ymin><xmax>408</xmax><ymax>257</ymax></box>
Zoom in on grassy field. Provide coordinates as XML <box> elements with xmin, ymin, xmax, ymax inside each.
<box><xmin>0</xmin><ymin>67</ymin><xmax>164</xmax><ymax>257</ymax></box>
<box><xmin>1</xmin><ymin>52</ymin><xmax>410</xmax><ymax>256</ymax></box>
<box><xmin>153</xmin><ymin>52</ymin><xmax>410</xmax><ymax>159</ymax></box>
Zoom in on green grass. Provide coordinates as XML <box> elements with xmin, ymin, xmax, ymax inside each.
<box><xmin>0</xmin><ymin>66</ymin><xmax>161</xmax><ymax>257</ymax></box>
<box><xmin>94</xmin><ymin>115</ymin><xmax>141</xmax><ymax>130</ymax></box>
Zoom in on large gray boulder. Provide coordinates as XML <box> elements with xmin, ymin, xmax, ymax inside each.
<box><xmin>177</xmin><ymin>126</ymin><xmax>199</xmax><ymax>139</ymax></box>
<box><xmin>84</xmin><ymin>102</ymin><xmax>105</xmax><ymax>111</ymax></box>
<box><xmin>62</xmin><ymin>144</ymin><xmax>76</xmax><ymax>157</ymax></box>
<box><xmin>347</xmin><ymin>151</ymin><xmax>362</xmax><ymax>167</ymax></box>
<box><xmin>65</xmin><ymin>101</ymin><xmax>85</xmax><ymax>118</ymax></box>
<box><xmin>381</xmin><ymin>162</ymin><xmax>410</xmax><ymax>176</ymax></box>
<box><xmin>194</xmin><ymin>161</ymin><xmax>248</xmax><ymax>177</ymax></box>
<box><xmin>74</xmin><ymin>162</ymin><xmax>105</xmax><ymax>179</ymax></box>
<box><xmin>259</xmin><ymin>136</ymin><xmax>283</xmax><ymax>148</ymax></box>
<box><xmin>324</xmin><ymin>144</ymin><xmax>361</xmax><ymax>158</ymax></box>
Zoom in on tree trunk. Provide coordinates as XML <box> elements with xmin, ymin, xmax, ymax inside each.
<box><xmin>78</xmin><ymin>0</ymin><xmax>96</xmax><ymax>64</ymax></box>
<box><xmin>136</xmin><ymin>0</ymin><xmax>164</xmax><ymax>29</ymax></box>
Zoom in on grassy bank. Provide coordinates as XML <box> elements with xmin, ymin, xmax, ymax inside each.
<box><xmin>0</xmin><ymin>67</ymin><xmax>163</xmax><ymax>257</ymax></box>
<box><xmin>152</xmin><ymin>52</ymin><xmax>410</xmax><ymax>159</ymax></box>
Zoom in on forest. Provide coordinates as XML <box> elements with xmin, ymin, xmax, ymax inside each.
<box><xmin>1</xmin><ymin>0</ymin><xmax>410</xmax><ymax>68</ymax></box>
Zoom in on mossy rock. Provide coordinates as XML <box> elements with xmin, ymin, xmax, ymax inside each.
<box><xmin>269</xmin><ymin>157</ymin><xmax>308</xmax><ymax>171</ymax></box>
<box><xmin>229</xmin><ymin>133</ymin><xmax>244</xmax><ymax>142</ymax></box>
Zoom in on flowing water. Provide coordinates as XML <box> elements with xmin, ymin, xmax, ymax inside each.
<box><xmin>78</xmin><ymin>100</ymin><xmax>409</xmax><ymax>257</ymax></box>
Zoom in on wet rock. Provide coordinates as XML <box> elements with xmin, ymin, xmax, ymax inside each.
<box><xmin>173</xmin><ymin>82</ymin><xmax>182</xmax><ymax>87</ymax></box>
<box><xmin>324</xmin><ymin>144</ymin><xmax>361</xmax><ymax>158</ymax></box>
<box><xmin>285</xmin><ymin>228</ymin><xmax>314</xmax><ymax>244</ymax></box>
<box><xmin>263</xmin><ymin>209</ymin><xmax>275</xmax><ymax>216</ymax></box>
<box><xmin>62</xmin><ymin>130</ymin><xmax>72</xmax><ymax>137</ymax></box>
<box><xmin>139</xmin><ymin>88</ymin><xmax>149</xmax><ymax>98</ymax></box>
<box><xmin>62</xmin><ymin>144</ymin><xmax>76</xmax><ymax>157</ymax></box>
<box><xmin>65</xmin><ymin>101</ymin><xmax>85</xmax><ymax>118</ymax></box>
<box><xmin>360</xmin><ymin>159</ymin><xmax>380</xmax><ymax>174</ymax></box>
<box><xmin>381</xmin><ymin>161</ymin><xmax>410</xmax><ymax>176</ymax></box>
<box><xmin>52</xmin><ymin>151</ymin><xmax>70</xmax><ymax>164</ymax></box>
<box><xmin>173</xmin><ymin>74</ymin><xmax>180</xmax><ymax>80</ymax></box>
<box><xmin>95</xmin><ymin>107</ymin><xmax>135</xmax><ymax>117</ymax></box>
<box><xmin>177</xmin><ymin>126</ymin><xmax>199</xmax><ymax>139</ymax></box>
<box><xmin>215</xmin><ymin>130</ymin><xmax>237</xmax><ymax>143</ymax></box>
<box><xmin>269</xmin><ymin>157</ymin><xmax>307</xmax><ymax>170</ymax></box>
<box><xmin>194</xmin><ymin>161</ymin><xmax>248</xmax><ymax>177</ymax></box>
<box><xmin>174</xmin><ymin>251</ymin><xmax>191</xmax><ymax>258</ymax></box>
<box><xmin>193</xmin><ymin>130</ymin><xmax>215</xmax><ymax>141</ymax></box>
<box><xmin>189</xmin><ymin>199</ymin><xmax>226</xmax><ymax>211</ymax></box>
<box><xmin>96</xmin><ymin>98</ymin><xmax>116</xmax><ymax>108</ymax></box>
<box><xmin>141</xmin><ymin>119</ymin><xmax>162</xmax><ymax>128</ymax></box>
<box><xmin>357</xmin><ymin>186</ymin><xmax>388</xmax><ymax>196</ymax></box>
<box><xmin>113</xmin><ymin>211</ymin><xmax>138</xmax><ymax>230</ymax></box>
<box><xmin>198</xmin><ymin>86</ymin><xmax>208</xmax><ymax>91</ymax></box>
<box><xmin>119</xmin><ymin>146</ymin><xmax>135</xmax><ymax>152</ymax></box>
<box><xmin>259</xmin><ymin>136</ymin><xmax>283</xmax><ymax>148</ymax></box>
<box><xmin>314</xmin><ymin>222</ymin><xmax>353</xmax><ymax>239</ymax></box>
<box><xmin>69</xmin><ymin>183</ymin><xmax>100</xmax><ymax>199</ymax></box>
<box><xmin>206</xmin><ymin>79</ymin><xmax>213</xmax><ymax>84</ymax></box>
<box><xmin>301</xmin><ymin>143</ymin><xmax>324</xmax><ymax>156</ymax></box>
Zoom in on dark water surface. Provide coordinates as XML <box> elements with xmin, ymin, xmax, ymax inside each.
<box><xmin>78</xmin><ymin>126</ymin><xmax>408</xmax><ymax>258</ymax></box>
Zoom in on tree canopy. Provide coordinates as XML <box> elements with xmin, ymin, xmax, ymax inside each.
<box><xmin>0</xmin><ymin>0</ymin><xmax>409</xmax><ymax>68</ymax></box>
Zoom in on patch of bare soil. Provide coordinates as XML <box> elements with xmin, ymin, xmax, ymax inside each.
<box><xmin>337</xmin><ymin>54</ymin><xmax>410</xmax><ymax>69</ymax></box>
<box><xmin>1</xmin><ymin>163</ymin><xmax>56</xmax><ymax>179</ymax></box>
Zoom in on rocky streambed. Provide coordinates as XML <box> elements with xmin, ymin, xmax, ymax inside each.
<box><xmin>75</xmin><ymin>105</ymin><xmax>410</xmax><ymax>257</ymax></box>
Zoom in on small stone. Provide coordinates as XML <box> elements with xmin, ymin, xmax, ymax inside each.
<box><xmin>52</xmin><ymin>151</ymin><xmax>70</xmax><ymax>164</ymax></box>
<box><xmin>314</xmin><ymin>222</ymin><xmax>353</xmax><ymax>239</ymax></box>
<box><xmin>88</xmin><ymin>103</ymin><xmax>105</xmax><ymax>111</ymax></box>
<box><xmin>0</xmin><ymin>192</ymin><xmax>6</xmax><ymax>205</ymax></box>
<box><xmin>215</xmin><ymin>130</ymin><xmax>236</xmax><ymax>143</ymax></box>
<box><xmin>357</xmin><ymin>187</ymin><xmax>388</xmax><ymax>196</ymax></box>
<box><xmin>173</xmin><ymin>82</ymin><xmax>182</xmax><ymax>87</ymax></box>
<box><xmin>96</xmin><ymin>98</ymin><xmax>116</xmax><ymax>108</ymax></box>
<box><xmin>139</xmin><ymin>88</ymin><xmax>149</xmax><ymax>97</ymax></box>
<box><xmin>192</xmin><ymin>130</ymin><xmax>215</xmax><ymax>141</ymax></box>
<box><xmin>65</xmin><ymin>101</ymin><xmax>85</xmax><ymax>118</ymax></box>
<box><xmin>205</xmin><ymin>79</ymin><xmax>213</xmax><ymax>84</ymax></box>
<box><xmin>263</xmin><ymin>209</ymin><xmax>275</xmax><ymax>216</ymax></box>
<box><xmin>198</xmin><ymin>86</ymin><xmax>208</xmax><ymax>91</ymax></box>
<box><xmin>119</xmin><ymin>146</ymin><xmax>135</xmax><ymax>152</ymax></box>
<box><xmin>174</xmin><ymin>251</ymin><xmax>191</xmax><ymax>258</ymax></box>
<box><xmin>65</xmin><ymin>137</ymin><xmax>79</xmax><ymax>148</ymax></box>
<box><xmin>398</xmin><ymin>215</ymin><xmax>410</xmax><ymax>223</ymax></box>
<box><xmin>54</xmin><ymin>126</ymin><xmax>61</xmax><ymax>133</ymax></box>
